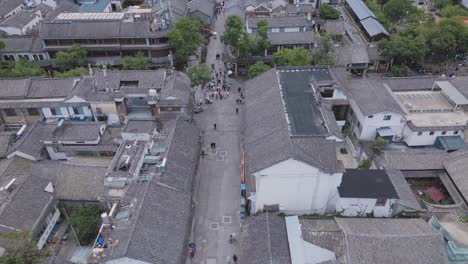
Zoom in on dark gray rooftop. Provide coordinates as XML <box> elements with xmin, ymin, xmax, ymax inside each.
<box><xmin>323</xmin><ymin>20</ymin><xmax>345</xmax><ymax>35</ymax></box>
<box><xmin>360</xmin><ymin>17</ymin><xmax>389</xmax><ymax>37</ymax></box>
<box><xmin>123</xmin><ymin>119</ymin><xmax>155</xmax><ymax>134</ymax></box>
<box><xmin>443</xmin><ymin>149</ymin><xmax>468</xmax><ymax>202</ymax></box>
<box><xmin>335</xmin><ymin>45</ymin><xmax>370</xmax><ymax>66</ymax></box>
<box><xmin>248</xmin><ymin>15</ymin><xmax>308</xmax><ymax>28</ymax></box>
<box><xmin>0</xmin><ymin>36</ymin><xmax>44</xmax><ymax>53</ymax></box>
<box><xmin>386</xmin><ymin>169</ymin><xmax>422</xmax><ymax>210</ymax></box>
<box><xmin>382</xmin><ymin>149</ymin><xmax>448</xmax><ymax>170</ymax></box>
<box><xmin>188</xmin><ymin>0</ymin><xmax>215</xmax><ymax>17</ymax></box>
<box><xmin>239</xmin><ymin>213</ymin><xmax>292</xmax><ymax>264</ymax></box>
<box><xmin>267</xmin><ymin>31</ymin><xmax>314</xmax><ymax>45</ymax></box>
<box><xmin>0</xmin><ymin>0</ymin><xmax>24</xmax><ymax>17</ymax></box>
<box><xmin>0</xmin><ymin>10</ymin><xmax>39</xmax><ymax>28</ymax></box>
<box><xmin>244</xmin><ymin>68</ymin><xmax>339</xmax><ymax>175</ymax></box>
<box><xmin>345</xmin><ymin>0</ymin><xmax>375</xmax><ymax>20</ymax></box>
<box><xmin>279</xmin><ymin>69</ymin><xmax>330</xmax><ymax>135</ymax></box>
<box><xmin>338</xmin><ymin>169</ymin><xmax>399</xmax><ymax>199</ymax></box>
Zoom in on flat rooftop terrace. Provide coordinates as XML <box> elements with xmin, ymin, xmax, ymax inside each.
<box><xmin>394</xmin><ymin>91</ymin><xmax>454</xmax><ymax>113</ymax></box>
<box><xmin>406</xmin><ymin>111</ymin><xmax>468</xmax><ymax>128</ymax></box>
<box><xmin>278</xmin><ymin>68</ymin><xmax>331</xmax><ymax>135</ymax></box>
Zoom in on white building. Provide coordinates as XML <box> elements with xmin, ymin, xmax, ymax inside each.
<box><xmin>245</xmin><ymin>68</ymin><xmax>344</xmax><ymax>215</ymax></box>
<box><xmin>336</xmin><ymin>169</ymin><xmax>399</xmax><ymax>217</ymax></box>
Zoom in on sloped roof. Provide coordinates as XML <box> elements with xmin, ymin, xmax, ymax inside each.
<box><xmin>188</xmin><ymin>0</ymin><xmax>214</xmax><ymax>17</ymax></box>
<box><xmin>335</xmin><ymin>218</ymin><xmax>448</xmax><ymax>264</ymax></box>
<box><xmin>345</xmin><ymin>0</ymin><xmax>375</xmax><ymax>20</ymax></box>
<box><xmin>0</xmin><ymin>10</ymin><xmax>39</xmax><ymax>28</ymax></box>
<box><xmin>0</xmin><ymin>77</ymin><xmax>78</xmax><ymax>100</ymax></box>
<box><xmin>334</xmin><ymin>45</ymin><xmax>370</xmax><ymax>66</ymax></box>
<box><xmin>0</xmin><ymin>36</ymin><xmax>44</xmax><ymax>53</ymax></box>
<box><xmin>323</xmin><ymin>20</ymin><xmax>345</xmax><ymax>35</ymax></box>
<box><xmin>0</xmin><ymin>0</ymin><xmax>24</xmax><ymax>18</ymax></box>
<box><xmin>386</xmin><ymin>169</ymin><xmax>422</xmax><ymax>210</ymax></box>
<box><xmin>267</xmin><ymin>31</ymin><xmax>315</xmax><ymax>45</ymax></box>
<box><xmin>239</xmin><ymin>213</ymin><xmax>292</xmax><ymax>264</ymax></box>
<box><xmin>338</xmin><ymin>169</ymin><xmax>399</xmax><ymax>199</ymax></box>
<box><xmin>443</xmin><ymin>148</ymin><xmax>468</xmax><ymax>202</ymax></box>
<box><xmin>248</xmin><ymin>16</ymin><xmax>308</xmax><ymax>28</ymax></box>
<box><xmin>244</xmin><ymin>69</ymin><xmax>339</xmax><ymax>174</ymax></box>
<box><xmin>360</xmin><ymin>17</ymin><xmax>389</xmax><ymax>37</ymax></box>
<box><xmin>382</xmin><ymin>149</ymin><xmax>448</xmax><ymax>170</ymax></box>
<box><xmin>344</xmin><ymin>78</ymin><xmax>404</xmax><ymax>116</ymax></box>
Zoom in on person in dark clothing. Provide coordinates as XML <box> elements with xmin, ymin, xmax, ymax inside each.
<box><xmin>236</xmin><ymin>108</ymin><xmax>239</xmax><ymax>114</ymax></box>
<box><xmin>214</xmin><ymin>123</ymin><xmax>217</xmax><ymax>130</ymax></box>
<box><xmin>232</xmin><ymin>254</ymin><xmax>238</xmax><ymax>262</ymax></box>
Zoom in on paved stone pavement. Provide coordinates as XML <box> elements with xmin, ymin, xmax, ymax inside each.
<box><xmin>188</xmin><ymin>10</ymin><xmax>243</xmax><ymax>264</ymax></box>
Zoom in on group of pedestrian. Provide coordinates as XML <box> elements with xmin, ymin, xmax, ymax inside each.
<box><xmin>226</xmin><ymin>254</ymin><xmax>238</xmax><ymax>263</ymax></box>
<box><xmin>216</xmin><ymin>1</ymin><xmax>225</xmax><ymax>15</ymax></box>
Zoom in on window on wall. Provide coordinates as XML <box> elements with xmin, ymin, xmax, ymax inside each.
<box><xmin>72</xmin><ymin>106</ymin><xmax>83</xmax><ymax>115</ymax></box>
<box><xmin>27</xmin><ymin>108</ymin><xmax>39</xmax><ymax>116</ymax></box>
<box><xmin>441</xmin><ymin>131</ymin><xmax>447</xmax><ymax>135</ymax></box>
<box><xmin>3</xmin><ymin>55</ymin><xmax>15</xmax><ymax>61</ymax></box>
<box><xmin>454</xmin><ymin>130</ymin><xmax>459</xmax><ymax>135</ymax></box>
<box><xmin>368</xmin><ymin>115</ymin><xmax>374</xmax><ymax>118</ymax></box>
<box><xmin>50</xmin><ymin>108</ymin><xmax>61</xmax><ymax>116</ymax></box>
<box><xmin>383</xmin><ymin>115</ymin><xmax>391</xmax><ymax>121</ymax></box>
<box><xmin>4</xmin><ymin>109</ymin><xmax>16</xmax><ymax>117</ymax></box>
<box><xmin>429</xmin><ymin>131</ymin><xmax>435</xmax><ymax>135</ymax></box>
<box><xmin>18</xmin><ymin>55</ymin><xmax>29</xmax><ymax>61</ymax></box>
<box><xmin>417</xmin><ymin>132</ymin><xmax>423</xmax><ymax>136</ymax></box>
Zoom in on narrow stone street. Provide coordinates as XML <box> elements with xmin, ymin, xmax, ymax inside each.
<box><xmin>189</xmin><ymin>9</ymin><xmax>243</xmax><ymax>264</ymax></box>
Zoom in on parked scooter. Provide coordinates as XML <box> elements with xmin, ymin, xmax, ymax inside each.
<box><xmin>205</xmin><ymin>97</ymin><xmax>214</xmax><ymax>104</ymax></box>
<box><xmin>188</xmin><ymin>243</ymin><xmax>196</xmax><ymax>257</ymax></box>
<box><xmin>236</xmin><ymin>97</ymin><xmax>245</xmax><ymax>104</ymax></box>
<box><xmin>193</xmin><ymin>106</ymin><xmax>203</xmax><ymax>114</ymax></box>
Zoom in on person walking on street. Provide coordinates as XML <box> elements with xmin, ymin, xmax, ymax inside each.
<box><xmin>233</xmin><ymin>254</ymin><xmax>238</xmax><ymax>262</ymax></box>
<box><xmin>236</xmin><ymin>108</ymin><xmax>239</xmax><ymax>115</ymax></box>
<box><xmin>214</xmin><ymin>123</ymin><xmax>217</xmax><ymax>130</ymax></box>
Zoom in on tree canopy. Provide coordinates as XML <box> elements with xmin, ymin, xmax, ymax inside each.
<box><xmin>237</xmin><ymin>32</ymin><xmax>257</xmax><ymax>57</ymax></box>
<box><xmin>383</xmin><ymin>0</ymin><xmax>417</xmax><ymax>23</ymax></box>
<box><xmin>379</xmin><ymin>34</ymin><xmax>427</xmax><ymax>65</ymax></box>
<box><xmin>53</xmin><ymin>44</ymin><xmax>87</xmax><ymax>70</ymax></box>
<box><xmin>68</xmin><ymin>206</ymin><xmax>102</xmax><ymax>245</ymax></box>
<box><xmin>441</xmin><ymin>5</ymin><xmax>468</xmax><ymax>17</ymax></box>
<box><xmin>314</xmin><ymin>33</ymin><xmax>335</xmax><ymax>65</ymax></box>
<box><xmin>167</xmin><ymin>18</ymin><xmax>204</xmax><ymax>65</ymax></box>
<box><xmin>273</xmin><ymin>48</ymin><xmax>312</xmax><ymax>66</ymax></box>
<box><xmin>0</xmin><ymin>59</ymin><xmax>46</xmax><ymax>78</ymax></box>
<box><xmin>248</xmin><ymin>61</ymin><xmax>271</xmax><ymax>79</ymax></box>
<box><xmin>221</xmin><ymin>16</ymin><xmax>244</xmax><ymax>48</ymax></box>
<box><xmin>187</xmin><ymin>64</ymin><xmax>211</xmax><ymax>86</ymax></box>
<box><xmin>122</xmin><ymin>52</ymin><xmax>148</xmax><ymax>70</ymax></box>
<box><xmin>0</xmin><ymin>231</ymin><xmax>48</xmax><ymax>264</ymax></box>
<box><xmin>255</xmin><ymin>19</ymin><xmax>270</xmax><ymax>55</ymax></box>
<box><xmin>319</xmin><ymin>5</ymin><xmax>340</xmax><ymax>20</ymax></box>
<box><xmin>0</xmin><ymin>39</ymin><xmax>5</xmax><ymax>51</ymax></box>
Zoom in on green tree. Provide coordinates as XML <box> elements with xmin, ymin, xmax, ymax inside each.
<box><xmin>0</xmin><ymin>58</ymin><xmax>46</xmax><ymax>78</ymax></box>
<box><xmin>386</xmin><ymin>64</ymin><xmax>411</xmax><ymax>77</ymax></box>
<box><xmin>167</xmin><ymin>18</ymin><xmax>204</xmax><ymax>65</ymax></box>
<box><xmin>439</xmin><ymin>18</ymin><xmax>468</xmax><ymax>54</ymax></box>
<box><xmin>221</xmin><ymin>15</ymin><xmax>244</xmax><ymax>48</ymax></box>
<box><xmin>68</xmin><ymin>207</ymin><xmax>102</xmax><ymax>245</ymax></box>
<box><xmin>55</xmin><ymin>67</ymin><xmax>89</xmax><ymax>77</ymax></box>
<box><xmin>238</xmin><ymin>32</ymin><xmax>257</xmax><ymax>57</ymax></box>
<box><xmin>122</xmin><ymin>52</ymin><xmax>148</xmax><ymax>70</ymax></box>
<box><xmin>255</xmin><ymin>19</ymin><xmax>270</xmax><ymax>55</ymax></box>
<box><xmin>0</xmin><ymin>231</ymin><xmax>48</xmax><ymax>264</ymax></box>
<box><xmin>319</xmin><ymin>5</ymin><xmax>340</xmax><ymax>20</ymax></box>
<box><xmin>383</xmin><ymin>0</ymin><xmax>417</xmax><ymax>22</ymax></box>
<box><xmin>433</xmin><ymin>0</ymin><xmax>453</xmax><ymax>9</ymax></box>
<box><xmin>0</xmin><ymin>39</ymin><xmax>5</xmax><ymax>50</ymax></box>
<box><xmin>248</xmin><ymin>61</ymin><xmax>271</xmax><ymax>79</ymax></box>
<box><xmin>426</xmin><ymin>27</ymin><xmax>457</xmax><ymax>60</ymax></box>
<box><xmin>378</xmin><ymin>34</ymin><xmax>428</xmax><ymax>65</ymax></box>
<box><xmin>187</xmin><ymin>64</ymin><xmax>211</xmax><ymax>86</ymax></box>
<box><xmin>314</xmin><ymin>33</ymin><xmax>335</xmax><ymax>65</ymax></box>
<box><xmin>371</xmin><ymin>137</ymin><xmax>389</xmax><ymax>152</ymax></box>
<box><xmin>53</xmin><ymin>44</ymin><xmax>87</xmax><ymax>70</ymax></box>
<box><xmin>358</xmin><ymin>158</ymin><xmax>372</xmax><ymax>169</ymax></box>
<box><xmin>273</xmin><ymin>48</ymin><xmax>312</xmax><ymax>66</ymax></box>
<box><xmin>441</xmin><ymin>5</ymin><xmax>468</xmax><ymax>17</ymax></box>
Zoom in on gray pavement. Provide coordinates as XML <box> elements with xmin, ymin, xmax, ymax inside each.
<box><xmin>189</xmin><ymin>10</ymin><xmax>243</xmax><ymax>264</ymax></box>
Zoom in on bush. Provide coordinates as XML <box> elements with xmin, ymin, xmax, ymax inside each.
<box><xmin>371</xmin><ymin>137</ymin><xmax>389</xmax><ymax>152</ymax></box>
<box><xmin>319</xmin><ymin>5</ymin><xmax>340</xmax><ymax>20</ymax></box>
<box><xmin>248</xmin><ymin>61</ymin><xmax>271</xmax><ymax>79</ymax></box>
<box><xmin>340</xmin><ymin>147</ymin><xmax>348</xmax><ymax>154</ymax></box>
<box><xmin>68</xmin><ymin>207</ymin><xmax>103</xmax><ymax>245</ymax></box>
<box><xmin>386</xmin><ymin>64</ymin><xmax>411</xmax><ymax>77</ymax></box>
<box><xmin>53</xmin><ymin>45</ymin><xmax>87</xmax><ymax>70</ymax></box>
<box><xmin>55</xmin><ymin>67</ymin><xmax>89</xmax><ymax>78</ymax></box>
<box><xmin>358</xmin><ymin>158</ymin><xmax>372</xmax><ymax>169</ymax></box>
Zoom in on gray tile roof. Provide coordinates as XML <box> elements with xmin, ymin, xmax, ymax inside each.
<box><xmin>345</xmin><ymin>0</ymin><xmax>375</xmax><ymax>20</ymax></box>
<box><xmin>0</xmin><ymin>36</ymin><xmax>44</xmax><ymax>53</ymax></box>
<box><xmin>443</xmin><ymin>148</ymin><xmax>468</xmax><ymax>202</ymax></box>
<box><xmin>334</xmin><ymin>45</ymin><xmax>370</xmax><ymax>66</ymax></box>
<box><xmin>299</xmin><ymin>219</ymin><xmax>347</xmax><ymax>264</ymax></box>
<box><xmin>0</xmin><ymin>10</ymin><xmax>39</xmax><ymax>28</ymax></box>
<box><xmin>46</xmin><ymin>0</ymin><xmax>80</xmax><ymax>20</ymax></box>
<box><xmin>0</xmin><ymin>0</ymin><xmax>24</xmax><ymax>18</ymax></box>
<box><xmin>247</xmin><ymin>15</ymin><xmax>308</xmax><ymax>28</ymax></box>
<box><xmin>386</xmin><ymin>169</ymin><xmax>422</xmax><ymax>211</ymax></box>
<box><xmin>360</xmin><ymin>17</ymin><xmax>389</xmax><ymax>37</ymax></box>
<box><xmin>344</xmin><ymin>78</ymin><xmax>404</xmax><ymax>115</ymax></box>
<box><xmin>55</xmin><ymin>161</ymin><xmax>107</xmax><ymax>201</ymax></box>
<box><xmin>447</xmin><ymin>76</ymin><xmax>468</xmax><ymax>99</ymax></box>
<box><xmin>285</xmin><ymin>3</ymin><xmax>315</xmax><ymax>14</ymax></box>
<box><xmin>266</xmin><ymin>31</ymin><xmax>314</xmax><ymax>45</ymax></box>
<box><xmin>244</xmin><ymin>69</ymin><xmax>339</xmax><ymax>174</ymax></box>
<box><xmin>10</xmin><ymin>122</ymin><xmax>105</xmax><ymax>160</ymax></box>
<box><xmin>39</xmin><ymin>20</ymin><xmax>165</xmax><ymax>39</ymax></box>
<box><xmin>0</xmin><ymin>77</ymin><xmax>79</xmax><ymax>100</ymax></box>
<box><xmin>335</xmin><ymin>218</ymin><xmax>449</xmax><ymax>264</ymax></box>
<box><xmin>382</xmin><ymin>149</ymin><xmax>448</xmax><ymax>170</ymax></box>
<box><xmin>0</xmin><ymin>172</ymin><xmax>53</xmax><ymax>231</ymax></box>
<box><xmin>239</xmin><ymin>213</ymin><xmax>292</xmax><ymax>264</ymax></box>
<box><xmin>188</xmin><ymin>0</ymin><xmax>215</xmax><ymax>17</ymax></box>
<box><xmin>323</xmin><ymin>20</ymin><xmax>345</xmax><ymax>35</ymax></box>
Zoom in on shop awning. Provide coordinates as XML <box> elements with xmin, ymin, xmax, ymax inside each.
<box><xmin>434</xmin><ymin>136</ymin><xmax>465</xmax><ymax>151</ymax></box>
